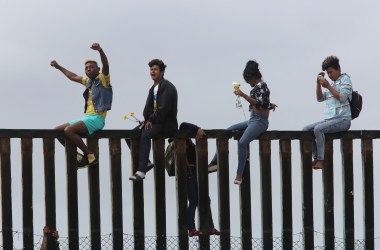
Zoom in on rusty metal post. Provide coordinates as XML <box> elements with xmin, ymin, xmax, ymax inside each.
<box><xmin>299</xmin><ymin>138</ymin><xmax>314</xmax><ymax>248</ymax></box>
<box><xmin>130</xmin><ymin>138</ymin><xmax>145</xmax><ymax>250</ymax></box>
<box><xmin>197</xmin><ymin>137</ymin><xmax>210</xmax><ymax>249</ymax></box>
<box><xmin>43</xmin><ymin>138</ymin><xmax>58</xmax><ymax>250</ymax></box>
<box><xmin>238</xmin><ymin>142</ymin><xmax>252</xmax><ymax>250</ymax></box>
<box><xmin>21</xmin><ymin>138</ymin><xmax>34</xmax><ymax>249</ymax></box>
<box><xmin>216</xmin><ymin>137</ymin><xmax>231</xmax><ymax>250</ymax></box>
<box><xmin>323</xmin><ymin>139</ymin><xmax>335</xmax><ymax>249</ymax></box>
<box><xmin>153</xmin><ymin>138</ymin><xmax>167</xmax><ymax>250</ymax></box>
<box><xmin>279</xmin><ymin>139</ymin><xmax>292</xmax><ymax>249</ymax></box>
<box><xmin>109</xmin><ymin>138</ymin><xmax>123</xmax><ymax>249</ymax></box>
<box><xmin>65</xmin><ymin>139</ymin><xmax>79</xmax><ymax>250</ymax></box>
<box><xmin>341</xmin><ymin>138</ymin><xmax>354</xmax><ymax>250</ymax></box>
<box><xmin>175</xmin><ymin>138</ymin><xmax>189</xmax><ymax>250</ymax></box>
<box><xmin>260</xmin><ymin>139</ymin><xmax>273</xmax><ymax>250</ymax></box>
<box><xmin>0</xmin><ymin>137</ymin><xmax>13</xmax><ymax>249</ymax></box>
<box><xmin>361</xmin><ymin>137</ymin><xmax>374</xmax><ymax>250</ymax></box>
<box><xmin>87</xmin><ymin>138</ymin><xmax>102</xmax><ymax>250</ymax></box>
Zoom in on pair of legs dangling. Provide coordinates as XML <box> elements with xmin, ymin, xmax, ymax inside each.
<box><xmin>55</xmin><ymin>115</ymin><xmax>105</xmax><ymax>168</ymax></box>
<box><xmin>209</xmin><ymin>112</ymin><xmax>269</xmax><ymax>185</ymax></box>
<box><xmin>303</xmin><ymin>118</ymin><xmax>351</xmax><ymax>170</ymax></box>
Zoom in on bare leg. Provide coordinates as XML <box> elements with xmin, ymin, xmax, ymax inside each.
<box><xmin>63</xmin><ymin>121</ymin><xmax>93</xmax><ymax>155</ymax></box>
<box><xmin>54</xmin><ymin>123</ymin><xmax>70</xmax><ymax>147</ymax></box>
<box><xmin>40</xmin><ymin>226</ymin><xmax>49</xmax><ymax>250</ymax></box>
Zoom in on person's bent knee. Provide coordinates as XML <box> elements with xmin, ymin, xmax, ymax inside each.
<box><xmin>238</xmin><ymin>139</ymin><xmax>249</xmax><ymax>148</ymax></box>
<box><xmin>141</xmin><ymin>134</ymin><xmax>153</xmax><ymax>140</ymax></box>
<box><xmin>64</xmin><ymin>125</ymin><xmax>76</xmax><ymax>136</ymax></box>
<box><xmin>313</xmin><ymin>126</ymin><xmax>323</xmax><ymax>134</ymax></box>
<box><xmin>54</xmin><ymin>125</ymin><xmax>62</xmax><ymax>130</ymax></box>
<box><xmin>54</xmin><ymin>123</ymin><xmax>69</xmax><ymax>131</ymax></box>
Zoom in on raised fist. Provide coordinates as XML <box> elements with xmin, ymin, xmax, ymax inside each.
<box><xmin>90</xmin><ymin>43</ymin><xmax>102</xmax><ymax>51</ymax></box>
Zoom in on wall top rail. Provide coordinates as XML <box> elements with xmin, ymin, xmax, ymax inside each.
<box><xmin>0</xmin><ymin>129</ymin><xmax>379</xmax><ymax>140</ymax></box>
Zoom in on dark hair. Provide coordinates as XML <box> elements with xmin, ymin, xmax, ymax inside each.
<box><xmin>148</xmin><ymin>59</ymin><xmax>167</xmax><ymax>72</ymax></box>
<box><xmin>243</xmin><ymin>60</ymin><xmax>262</xmax><ymax>83</ymax></box>
<box><xmin>322</xmin><ymin>56</ymin><xmax>340</xmax><ymax>71</ymax></box>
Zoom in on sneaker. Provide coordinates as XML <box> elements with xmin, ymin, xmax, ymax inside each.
<box><xmin>234</xmin><ymin>179</ymin><xmax>242</xmax><ymax>185</ymax></box>
<box><xmin>189</xmin><ymin>229</ymin><xmax>204</xmax><ymax>237</ymax></box>
<box><xmin>208</xmin><ymin>163</ymin><xmax>218</xmax><ymax>173</ymax></box>
<box><xmin>209</xmin><ymin>227</ymin><xmax>220</xmax><ymax>236</ymax></box>
<box><xmin>129</xmin><ymin>172</ymin><xmax>145</xmax><ymax>181</ymax></box>
<box><xmin>77</xmin><ymin>154</ymin><xmax>98</xmax><ymax>169</ymax></box>
<box><xmin>77</xmin><ymin>153</ymin><xmax>84</xmax><ymax>162</ymax></box>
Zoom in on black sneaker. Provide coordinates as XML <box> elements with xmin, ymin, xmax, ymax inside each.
<box><xmin>129</xmin><ymin>173</ymin><xmax>145</xmax><ymax>181</ymax></box>
<box><xmin>77</xmin><ymin>155</ymin><xmax>98</xmax><ymax>169</ymax></box>
<box><xmin>77</xmin><ymin>153</ymin><xmax>84</xmax><ymax>162</ymax></box>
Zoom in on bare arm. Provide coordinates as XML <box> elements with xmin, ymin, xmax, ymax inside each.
<box><xmin>234</xmin><ymin>89</ymin><xmax>256</xmax><ymax>106</ymax></box>
<box><xmin>50</xmin><ymin>60</ymin><xmax>82</xmax><ymax>84</ymax></box>
<box><xmin>40</xmin><ymin>226</ymin><xmax>50</xmax><ymax>250</ymax></box>
<box><xmin>91</xmin><ymin>43</ymin><xmax>109</xmax><ymax>75</ymax></box>
<box><xmin>316</xmin><ymin>76</ymin><xmax>324</xmax><ymax>100</ymax></box>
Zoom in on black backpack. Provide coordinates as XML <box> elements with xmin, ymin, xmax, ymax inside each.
<box><xmin>164</xmin><ymin>141</ymin><xmax>176</xmax><ymax>176</ymax></box>
<box><xmin>349</xmin><ymin>90</ymin><xmax>362</xmax><ymax>120</ymax></box>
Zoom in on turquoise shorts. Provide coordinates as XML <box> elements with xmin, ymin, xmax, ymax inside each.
<box><xmin>69</xmin><ymin>114</ymin><xmax>105</xmax><ymax>135</ymax></box>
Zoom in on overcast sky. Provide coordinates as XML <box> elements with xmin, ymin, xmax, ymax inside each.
<box><xmin>1</xmin><ymin>0</ymin><xmax>379</xmax><ymax>247</ymax></box>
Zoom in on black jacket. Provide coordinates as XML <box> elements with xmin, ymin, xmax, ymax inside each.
<box><xmin>179</xmin><ymin>122</ymin><xmax>200</xmax><ymax>165</ymax></box>
<box><xmin>143</xmin><ymin>78</ymin><xmax>178</xmax><ymax>135</ymax></box>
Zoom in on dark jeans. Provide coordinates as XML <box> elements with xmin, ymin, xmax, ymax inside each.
<box><xmin>187</xmin><ymin>166</ymin><xmax>214</xmax><ymax>230</ymax></box>
<box><xmin>125</xmin><ymin>124</ymin><xmax>163</xmax><ymax>173</ymax></box>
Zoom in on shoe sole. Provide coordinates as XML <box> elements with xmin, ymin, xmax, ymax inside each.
<box><xmin>77</xmin><ymin>160</ymin><xmax>98</xmax><ymax>170</ymax></box>
<box><xmin>129</xmin><ymin>178</ymin><xmax>145</xmax><ymax>181</ymax></box>
<box><xmin>234</xmin><ymin>180</ymin><xmax>242</xmax><ymax>185</ymax></box>
<box><xmin>208</xmin><ymin>165</ymin><xmax>218</xmax><ymax>173</ymax></box>
<box><xmin>129</xmin><ymin>175</ymin><xmax>145</xmax><ymax>181</ymax></box>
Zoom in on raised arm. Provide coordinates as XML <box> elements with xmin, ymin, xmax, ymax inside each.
<box><xmin>50</xmin><ymin>60</ymin><xmax>82</xmax><ymax>84</ymax></box>
<box><xmin>91</xmin><ymin>43</ymin><xmax>109</xmax><ymax>75</ymax></box>
<box><xmin>316</xmin><ymin>74</ymin><xmax>324</xmax><ymax>101</ymax></box>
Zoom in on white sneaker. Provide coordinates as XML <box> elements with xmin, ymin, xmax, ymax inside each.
<box><xmin>129</xmin><ymin>171</ymin><xmax>145</xmax><ymax>181</ymax></box>
<box><xmin>208</xmin><ymin>164</ymin><xmax>218</xmax><ymax>173</ymax></box>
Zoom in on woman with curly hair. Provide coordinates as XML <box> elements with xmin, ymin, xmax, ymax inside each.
<box><xmin>209</xmin><ymin>60</ymin><xmax>276</xmax><ymax>184</ymax></box>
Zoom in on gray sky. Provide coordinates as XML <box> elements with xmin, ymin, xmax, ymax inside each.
<box><xmin>1</xmin><ymin>0</ymin><xmax>379</xmax><ymax>247</ymax></box>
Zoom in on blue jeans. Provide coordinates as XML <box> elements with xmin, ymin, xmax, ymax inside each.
<box><xmin>303</xmin><ymin>118</ymin><xmax>351</xmax><ymax>160</ymax></box>
<box><xmin>210</xmin><ymin>112</ymin><xmax>269</xmax><ymax>176</ymax></box>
